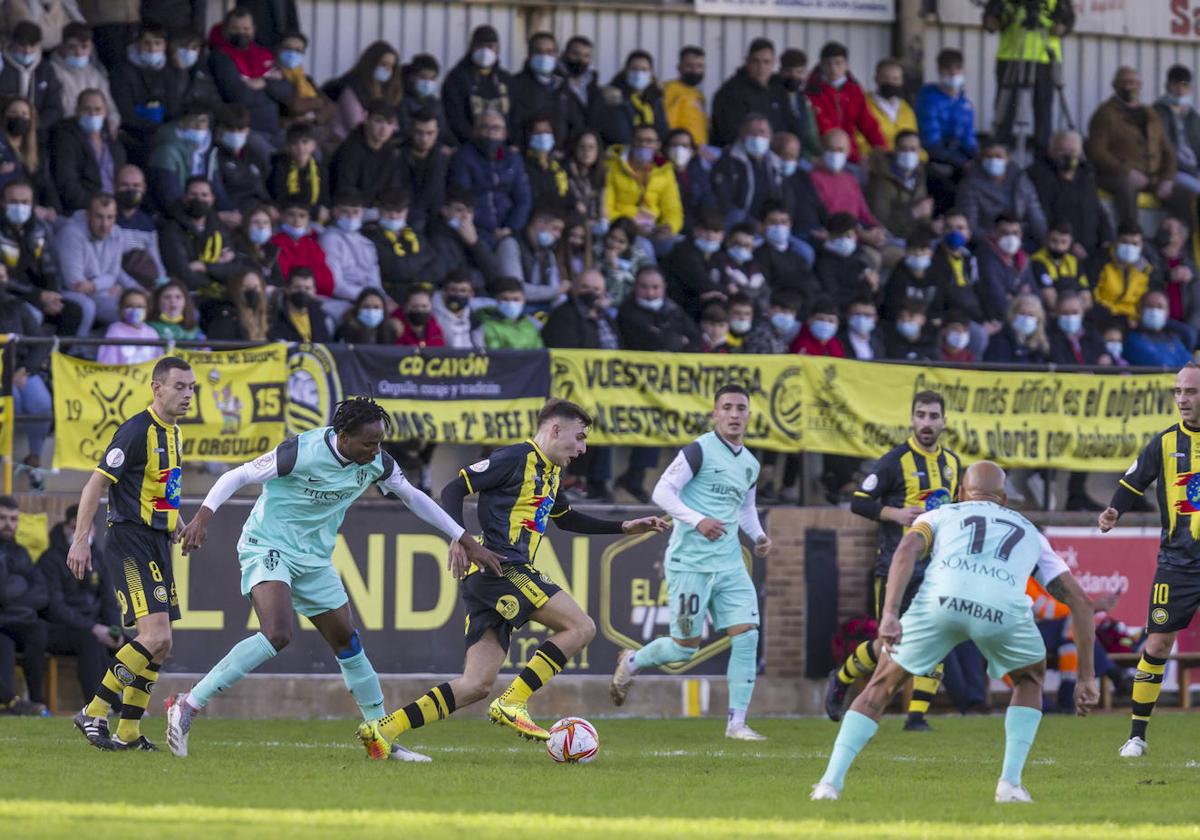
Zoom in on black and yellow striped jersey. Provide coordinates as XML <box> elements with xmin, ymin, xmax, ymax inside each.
<box><xmin>1116</xmin><ymin>423</ymin><xmax>1200</xmax><ymax>573</ymax></box>
<box><xmin>459</xmin><ymin>440</ymin><xmax>570</xmax><ymax>565</ymax></box>
<box><xmin>852</xmin><ymin>436</ymin><xmax>965</xmax><ymax>578</ymax></box>
<box><xmin>96</xmin><ymin>407</ymin><xmax>183</xmax><ymax>533</ymax></box>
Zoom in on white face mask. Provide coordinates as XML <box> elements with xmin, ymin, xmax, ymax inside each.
<box><xmin>942</xmin><ymin>73</ymin><xmax>965</xmax><ymax>91</ymax></box>
<box><xmin>896</xmin><ymin>150</ymin><xmax>920</xmax><ymax>172</ymax></box>
<box><xmin>472</xmin><ymin>47</ymin><xmax>497</xmax><ymax>68</ymax></box>
<box><xmin>946</xmin><ymin>329</ymin><xmax>970</xmax><ymax>350</ymax></box>
<box><xmin>823</xmin><ymin>150</ymin><xmax>848</xmax><ymax>173</ymax></box>
<box><xmin>668</xmin><ymin>145</ymin><xmax>693</xmax><ymax>168</ymax></box>
<box><xmin>998</xmin><ymin>234</ymin><xmax>1022</xmax><ymax>256</ymax></box>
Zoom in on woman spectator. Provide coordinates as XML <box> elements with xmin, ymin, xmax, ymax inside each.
<box><xmin>329</xmin><ymin>41</ymin><xmax>403</xmax><ymax>143</ymax></box>
<box><xmin>0</xmin><ymin>97</ymin><xmax>43</xmax><ymax>197</ymax></box>
<box><xmin>393</xmin><ymin>284</ymin><xmax>445</xmax><ymax>347</ymax></box>
<box><xmin>982</xmin><ymin>293</ymin><xmax>1050</xmax><ymax>364</ymax></box>
<box><xmin>665</xmin><ymin>128</ymin><xmax>712</xmax><ymax>233</ymax></box>
<box><xmin>596</xmin><ymin>216</ymin><xmax>653</xmax><ymax>306</ymax></box>
<box><xmin>148</xmin><ymin>279</ymin><xmax>204</xmax><ymax>341</ymax></box>
<box><xmin>558</xmin><ymin>213</ymin><xmax>592</xmax><ymax>285</ymax></box>
<box><xmin>204</xmin><ymin>268</ymin><xmax>269</xmax><ymax>342</ymax></box>
<box><xmin>566</xmin><ymin>129</ymin><xmax>605</xmax><ymax>231</ymax></box>
<box><xmin>274</xmin><ymin>32</ymin><xmax>338</xmax><ymax>149</ymax></box>
<box><xmin>98</xmin><ymin>287</ymin><xmax>160</xmax><ymax>365</ymax></box>
<box><xmin>335</xmin><ymin>288</ymin><xmax>399</xmax><ymax>343</ymax></box>
<box><xmin>231</xmin><ymin>205</ymin><xmax>284</xmax><ymax>287</ymax></box>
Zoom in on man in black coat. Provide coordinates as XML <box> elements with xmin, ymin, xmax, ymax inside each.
<box><xmin>426</xmin><ymin>186</ymin><xmax>503</xmax><ymax>292</ymax></box>
<box><xmin>441</xmin><ymin>26</ymin><xmax>514</xmax><ymax>146</ymax></box>
<box><xmin>329</xmin><ymin>99</ymin><xmax>406</xmax><ymax>208</ymax></box>
<box><xmin>158</xmin><ymin>177</ymin><xmax>237</xmax><ymax>296</ymax></box>
<box><xmin>367</xmin><ymin>190</ymin><xmax>438</xmax><ymax>301</ymax></box>
<box><xmin>268</xmin><ymin>266</ymin><xmax>334</xmax><ymax>342</ymax></box>
<box><xmin>0</xmin><ymin>179</ymin><xmax>81</xmax><ymax>336</ymax></box>
<box><xmin>557</xmin><ymin>36</ymin><xmax>603</xmax><ymax>142</ymax></box>
<box><xmin>213</xmin><ymin>103</ymin><xmax>271</xmax><ymax>215</ymax></box>
<box><xmin>710</xmin><ymin>38</ymin><xmax>788</xmax><ymax>148</ymax></box>
<box><xmin>662</xmin><ymin>208</ymin><xmax>727</xmax><ymax>320</ymax></box>
<box><xmin>37</xmin><ymin>506</ymin><xmax>122</xmax><ymax>701</ymax></box>
<box><xmin>110</xmin><ymin>24</ymin><xmax>175</xmax><ymax>166</ymax></box>
<box><xmin>1026</xmin><ymin>130</ymin><xmax>1114</xmax><ymax>274</ymax></box>
<box><xmin>755</xmin><ymin>199</ymin><xmax>820</xmax><ymax>303</ymax></box>
<box><xmin>397</xmin><ymin>110</ymin><xmax>448</xmax><ymax>234</ymax></box>
<box><xmin>0</xmin><ymin>23</ymin><xmax>65</xmax><ymax>143</ymax></box>
<box><xmin>50</xmin><ymin>90</ymin><xmax>128</xmax><ymax>215</ymax></box>
<box><xmin>507</xmin><ymin>32</ymin><xmax>572</xmax><ymax>149</ymax></box>
<box><xmin>0</xmin><ymin>496</ymin><xmax>48</xmax><ymax>710</ymax></box>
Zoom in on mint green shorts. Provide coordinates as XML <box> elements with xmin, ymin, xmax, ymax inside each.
<box><xmin>891</xmin><ymin>592</ymin><xmax>1045</xmax><ymax>680</ymax></box>
<box><xmin>239</xmin><ymin>548</ymin><xmax>347</xmax><ymax>618</ymax></box>
<box><xmin>666</xmin><ymin>565</ymin><xmax>759</xmax><ymax>640</ymax></box>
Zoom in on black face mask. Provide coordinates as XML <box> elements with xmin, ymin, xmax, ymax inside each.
<box><xmin>184</xmin><ymin>198</ymin><xmax>210</xmax><ymax>219</ymax></box>
<box><xmin>878</xmin><ymin>83</ymin><xmax>903</xmax><ymax>99</ymax></box>
<box><xmin>229</xmin><ymin>33</ymin><xmax>251</xmax><ymax>49</ymax></box>
<box><xmin>287</xmin><ymin>290</ymin><xmax>309</xmax><ymax>309</ymax></box>
<box><xmin>563</xmin><ymin>58</ymin><xmax>588</xmax><ymax>77</ymax></box>
<box><xmin>783</xmin><ymin>76</ymin><xmax>803</xmax><ymax>92</ymax></box>
<box><xmin>1056</xmin><ymin>155</ymin><xmax>1079</xmax><ymax>173</ymax></box>
<box><xmin>1118</xmin><ymin>88</ymin><xmax>1137</xmax><ymax>104</ymax></box>
<box><xmin>406</xmin><ymin>310</ymin><xmax>430</xmax><ymax>326</ymax></box>
<box><xmin>681</xmin><ymin>71</ymin><xmax>704</xmax><ymax>88</ymax></box>
<box><xmin>578</xmin><ymin>291</ymin><xmax>600</xmax><ymax>308</ymax></box>
<box><xmin>5</xmin><ymin>116</ymin><xmax>29</xmax><ymax>137</ymax></box>
<box><xmin>444</xmin><ymin>294</ymin><xmax>469</xmax><ymax>312</ymax></box>
<box><xmin>243</xmin><ymin>289</ymin><xmax>261</xmax><ymax>308</ymax></box>
<box><xmin>116</xmin><ymin>189</ymin><xmax>142</xmax><ymax>210</ymax></box>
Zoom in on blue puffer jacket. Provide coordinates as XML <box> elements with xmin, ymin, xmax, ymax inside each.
<box><xmin>917</xmin><ymin>83</ymin><xmax>978</xmax><ymax>168</ymax></box>
<box><xmin>447</xmin><ymin>140</ymin><xmax>532</xmax><ymax>245</ymax></box>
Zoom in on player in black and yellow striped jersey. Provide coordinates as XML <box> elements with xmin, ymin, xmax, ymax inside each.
<box><xmin>825</xmin><ymin>390</ymin><xmax>965</xmax><ymax>731</ymax></box>
<box><xmin>357</xmin><ymin>400</ymin><xmax>668</xmax><ymax>760</ymax></box>
<box><xmin>1100</xmin><ymin>362</ymin><xmax>1200</xmax><ymax>758</ymax></box>
<box><xmin>67</xmin><ymin>356</ymin><xmax>196</xmax><ymax>752</ymax></box>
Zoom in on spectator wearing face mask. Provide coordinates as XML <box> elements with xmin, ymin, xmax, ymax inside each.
<box><xmin>774</xmin><ymin>130</ymin><xmax>826</xmax><ymax>254</ymax></box>
<box><xmin>98</xmin><ymin>287</ymin><xmax>159</xmax><ymax>364</ymax></box>
<box><xmin>866</xmin><ymin>129</ymin><xmax>932</xmax><ymax>244</ymax></box>
<box><xmin>523</xmin><ymin>114</ymin><xmax>570</xmax><ymax>213</ymax></box>
<box><xmin>441</xmin><ymin>26</ymin><xmax>512</xmax><ymax>146</ymax></box>
<box><xmin>1094</xmin><ymin>225</ymin><xmax>1156</xmax><ymax>326</ymax></box>
<box><xmin>1102</xmin><ymin>324</ymin><xmax>1129</xmax><ymax>367</ymax></box>
<box><xmin>663</xmin><ymin>207</ymin><xmax>725</xmax><ymax>320</ymax></box>
<box><xmin>937</xmin><ymin>312</ymin><xmax>976</xmax><ymax>362</ymax></box>
<box><xmin>431</xmin><ymin>269</ymin><xmax>485</xmax><ymax>349</ymax></box>
<box><xmin>805</xmin><ymin>41</ymin><xmax>885</xmax><ymax>166</ymax></box>
<box><xmin>662</xmin><ymin>46</ymin><xmax>709</xmax><ymax>149</ymax></box>
<box><xmin>393</xmin><ymin>284</ymin><xmax>445</xmax><ymax>348</ymax></box>
<box><xmin>318</xmin><ymin>190</ymin><xmax>381</xmax><ymax>320</ymax></box>
<box><xmin>927</xmin><ymin>209</ymin><xmax>986</xmax><ymax>331</ymax></box>
<box><xmin>723</xmin><ymin>292</ymin><xmax>758</xmax><ymax>352</ymax></box>
<box><xmin>508</xmin><ymin>32</ymin><xmax>571</xmax><ymax>149</ymax></box>
<box><xmin>329</xmin><ymin>98</ymin><xmax>405</xmax><ymax>208</ymax></box>
<box><xmin>113</xmin><ymin>163</ymin><xmax>156</xmax><ymax>231</ymax></box>
<box><xmin>268</xmin><ymin>123</ymin><xmax>327</xmax><ymax>220</ymax></box>
<box><xmin>558</xmin><ymin>35</ymin><xmax>602</xmax><ymax>142</ymax></box>
<box><xmin>0</xmin><ymin>22</ymin><xmax>65</xmax><ymax>142</ymax></box>
<box><xmin>165</xmin><ymin>29</ymin><xmax>219</xmax><ymax>117</ymax></box>
<box><xmin>593</xmin><ymin>49</ymin><xmax>668</xmax><ymax>148</ymax></box>
<box><xmin>1149</xmin><ymin>216</ymin><xmax>1200</xmax><ymax>342</ymax></box>
<box><xmin>498</xmin><ymin>207</ymin><xmax>569</xmax><ymax>310</ymax></box>
<box><xmin>917</xmin><ymin>49</ymin><xmax>977</xmax><ymax>202</ymax></box>
<box><xmin>157</xmin><ymin>175</ymin><xmax>236</xmax><ymax>297</ymax></box>
<box><xmin>110</xmin><ymin>24</ymin><xmax>174</xmax><ymax>165</ymax></box>
<box><xmin>712</xmin><ymin>112</ymin><xmax>782</xmax><ymax>228</ymax></box>
<box><xmin>367</xmin><ymin>189</ymin><xmax>437</xmax><ymax>301</ymax></box>
<box><xmin>771</xmin><ymin>49</ymin><xmax>821</xmax><ymax>159</ymax></box>
<box><xmin>603</xmin><ymin>123</ymin><xmax>682</xmax><ymax>246</ymax></box>
<box><xmin>957</xmin><ymin>140</ymin><xmax>1047</xmax><ymax>245</ymax></box>
<box><xmin>791</xmin><ymin>296</ymin><xmax>844</xmax><ymax>356</ymax></box>
<box><xmin>335</xmin><ymin>288</ymin><xmax>398</xmax><ymax>343</ymax></box>
<box><xmin>1028</xmin><ymin>220</ymin><xmax>1088</xmax><ymax>311</ymax></box>
<box><xmin>882</xmin><ymin>302</ymin><xmax>937</xmax><ymax>361</ymax></box>
<box><xmin>755</xmin><ymin>199</ymin><xmax>819</xmax><ymax>301</ymax></box>
<box><xmin>983</xmin><ymin>293</ymin><xmax>1050</xmax><ymax>364</ymax></box>
<box><xmin>596</xmin><ymin>216</ymin><xmax>653</xmax><ymax>307</ymax></box>
<box><xmin>811</xmin><ymin>129</ymin><xmax>888</xmax><ymax>253</ymax></box>
<box><xmin>473</xmin><ymin>276</ymin><xmax>543</xmax><ymax>350</ymax></box>
<box><xmin>814</xmin><ymin>212</ymin><xmax>880</xmax><ymax>312</ymax></box>
<box><xmin>328</xmin><ymin>41</ymin><xmax>403</xmax><ymax>144</ymax></box>
<box><xmin>230</xmin><ymin>205</ymin><xmax>283</xmax><ymax>286</ymax></box>
<box><xmin>270</xmin><ymin>200</ymin><xmax>333</xmax><ymax>298</ymax></box>
<box><xmin>1124</xmin><ymin>289</ymin><xmax>1193</xmax><ymax>367</ymax></box>
<box><xmin>426</xmin><ymin>186</ymin><xmax>503</xmax><ymax>292</ymax></box>
<box><xmin>840</xmin><ymin>297</ymin><xmax>884</xmax><ymax>361</ymax></box>
<box><xmin>147</xmin><ymin>104</ymin><xmax>220</xmax><ymax>213</ymax></box>
<box><xmin>268</xmin><ymin>265</ymin><xmax>332</xmax><ymax>342</ymax></box>
<box><xmin>714</xmin><ymin>222</ymin><xmax>768</xmax><ymax>312</ymax></box>
<box><xmin>881</xmin><ymin>228</ymin><xmax>937</xmax><ymax>321</ymax></box>
<box><xmin>1026</xmin><ymin>130</ymin><xmax>1112</xmax><ymax>270</ymax></box>
<box><xmin>859</xmin><ymin>58</ymin><xmax>919</xmax><ymax>160</ymax></box>
<box><xmin>977</xmin><ymin>215</ymin><xmax>1035</xmax><ymax>324</ymax></box>
<box><xmin>400</xmin><ymin>54</ymin><xmax>452</xmax><ymax>149</ymax></box>
<box><xmin>213</xmin><ymin>103</ymin><xmax>271</xmax><ymax>215</ymax></box>
<box><xmin>205</xmin><ymin>267</ymin><xmax>269</xmax><ymax>341</ymax></box>
<box><xmin>206</xmin><ymin>8</ymin><xmax>291</xmax><ymax>138</ymax></box>
<box><xmin>448</xmin><ymin>108</ymin><xmax>531</xmax><ymax>247</ymax></box>
<box><xmin>273</xmin><ymin>32</ymin><xmax>337</xmax><ymax>144</ymax></box>
<box><xmin>0</xmin><ymin>178</ymin><xmax>83</xmax><ymax>336</ymax></box>
<box><xmin>50</xmin><ymin>22</ymin><xmax>120</xmax><ymax>135</ymax></box>
<box><xmin>664</xmin><ymin>128</ymin><xmax>713</xmax><ymax>233</ymax></box>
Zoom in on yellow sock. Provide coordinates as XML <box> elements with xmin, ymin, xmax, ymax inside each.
<box><xmin>1130</xmin><ymin>654</ymin><xmax>1166</xmax><ymax>740</ymax></box>
<box><xmin>115</xmin><ymin>661</ymin><xmax>159</xmax><ymax>742</ymax></box>
<box><xmin>836</xmin><ymin>640</ymin><xmax>877</xmax><ymax>686</ymax></box>
<box><xmin>908</xmin><ymin>663</ymin><xmax>945</xmax><ymax>716</ymax></box>
<box><xmin>498</xmin><ymin>642</ymin><xmax>566</xmax><ymax>705</ymax></box>
<box><xmin>85</xmin><ymin>640</ymin><xmax>152</xmax><ymax>718</ymax></box>
<box><xmin>379</xmin><ymin>683</ymin><xmax>456</xmax><ymax>741</ymax></box>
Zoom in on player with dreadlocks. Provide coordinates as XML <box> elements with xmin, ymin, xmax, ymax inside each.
<box><xmin>166</xmin><ymin>396</ymin><xmax>501</xmax><ymax>760</ymax></box>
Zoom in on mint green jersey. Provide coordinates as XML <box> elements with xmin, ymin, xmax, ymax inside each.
<box><xmin>657</xmin><ymin>431</ymin><xmax>761</xmax><ymax>573</ymax></box>
<box><xmin>238</xmin><ymin>427</ymin><xmax>395</xmax><ymax>568</ymax></box>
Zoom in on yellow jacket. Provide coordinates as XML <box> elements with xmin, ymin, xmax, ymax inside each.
<box><xmin>663</xmin><ymin>79</ymin><xmax>708</xmax><ymax>147</ymax></box>
<box><xmin>1094</xmin><ymin>254</ymin><xmax>1153</xmax><ymax>321</ymax></box>
<box><xmin>857</xmin><ymin>94</ymin><xmax>921</xmax><ymax>160</ymax></box>
<box><xmin>604</xmin><ymin>146</ymin><xmax>684</xmax><ymax>234</ymax></box>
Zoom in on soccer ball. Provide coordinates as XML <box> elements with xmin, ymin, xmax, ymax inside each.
<box><xmin>546</xmin><ymin>717</ymin><xmax>599</xmax><ymax>763</ymax></box>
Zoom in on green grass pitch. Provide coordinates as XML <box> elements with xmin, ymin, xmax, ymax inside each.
<box><xmin>1</xmin><ymin>713</ymin><xmax>1197</xmax><ymax>838</ymax></box>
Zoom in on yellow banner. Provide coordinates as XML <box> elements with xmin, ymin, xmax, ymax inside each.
<box><xmin>52</xmin><ymin>346</ymin><xmax>288</xmax><ymax>471</ymax></box>
<box><xmin>550</xmin><ymin>350</ymin><xmax>1178</xmax><ymax>470</ymax></box>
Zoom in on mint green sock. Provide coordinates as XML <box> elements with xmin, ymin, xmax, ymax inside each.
<box><xmin>337</xmin><ymin>649</ymin><xmax>385</xmax><ymax>721</ymax></box>
<box><xmin>190</xmin><ymin>632</ymin><xmax>277</xmax><ymax>708</ymax></box>
<box><xmin>820</xmin><ymin>710</ymin><xmax>879</xmax><ymax>791</ymax></box>
<box><xmin>727</xmin><ymin>628</ymin><xmax>758</xmax><ymax>711</ymax></box>
<box><xmin>1001</xmin><ymin>705</ymin><xmax>1043</xmax><ymax>786</ymax></box>
<box><xmin>632</xmin><ymin>637</ymin><xmax>696</xmax><ymax>669</ymax></box>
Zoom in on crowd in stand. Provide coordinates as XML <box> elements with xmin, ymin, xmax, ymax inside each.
<box><xmin>3</xmin><ymin>3</ymin><xmax>1200</xmax><ymax>501</ymax></box>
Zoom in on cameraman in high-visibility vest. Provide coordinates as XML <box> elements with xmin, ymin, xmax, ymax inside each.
<box><xmin>984</xmin><ymin>0</ymin><xmax>1075</xmax><ymax>154</ymax></box>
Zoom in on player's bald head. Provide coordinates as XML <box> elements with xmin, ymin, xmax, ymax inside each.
<box><xmin>960</xmin><ymin>461</ymin><xmax>1006</xmax><ymax>502</ymax></box>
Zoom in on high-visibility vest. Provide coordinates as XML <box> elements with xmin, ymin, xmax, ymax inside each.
<box><xmin>997</xmin><ymin>0</ymin><xmax>1064</xmax><ymax>64</ymax></box>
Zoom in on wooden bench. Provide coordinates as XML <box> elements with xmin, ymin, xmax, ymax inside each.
<box><xmin>1101</xmin><ymin>652</ymin><xmax>1200</xmax><ymax>711</ymax></box>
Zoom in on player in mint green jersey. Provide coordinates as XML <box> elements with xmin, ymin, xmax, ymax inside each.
<box><xmin>165</xmin><ymin>397</ymin><xmax>500</xmax><ymax>761</ymax></box>
<box><xmin>609</xmin><ymin>383</ymin><xmax>772</xmax><ymax>740</ymax></box>
<box><xmin>812</xmin><ymin>461</ymin><xmax>1099</xmax><ymax>804</ymax></box>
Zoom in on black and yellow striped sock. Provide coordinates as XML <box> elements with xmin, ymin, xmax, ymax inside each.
<box><xmin>1130</xmin><ymin>653</ymin><xmax>1167</xmax><ymax>741</ymax></box>
<box><xmin>498</xmin><ymin>641</ymin><xmax>568</xmax><ymax>706</ymax></box>
<box><xmin>378</xmin><ymin>682</ymin><xmax>456</xmax><ymax>742</ymax></box>
<box><xmin>115</xmin><ymin>662</ymin><xmax>159</xmax><ymax>743</ymax></box>
<box><xmin>84</xmin><ymin>640</ymin><xmax>152</xmax><ymax>718</ymax></box>
<box><xmin>836</xmin><ymin>640</ymin><xmax>878</xmax><ymax>686</ymax></box>
<box><xmin>908</xmin><ymin>663</ymin><xmax>945</xmax><ymax>717</ymax></box>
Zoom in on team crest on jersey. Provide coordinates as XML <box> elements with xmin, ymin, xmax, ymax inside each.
<box><xmin>264</xmin><ymin>549</ymin><xmax>281</xmax><ymax>571</ymax></box>
<box><xmin>356</xmin><ymin>467</ymin><xmax>369</xmax><ymax>486</ymax></box>
<box><xmin>1174</xmin><ymin>472</ymin><xmax>1200</xmax><ymax>513</ymax></box>
<box><xmin>920</xmin><ymin>487</ymin><xmax>951</xmax><ymax>510</ymax></box>
<box><xmin>154</xmin><ymin>585</ymin><xmax>168</xmax><ymax>603</ymax></box>
<box><xmin>496</xmin><ymin>595</ymin><xmax>520</xmax><ymax>620</ymax></box>
<box><xmin>521</xmin><ymin>495</ymin><xmax>554</xmax><ymax>534</ymax></box>
<box><xmin>1152</xmin><ymin>607</ymin><xmax>1169</xmax><ymax>625</ymax></box>
<box><xmin>943</xmin><ymin>464</ymin><xmax>955</xmax><ymax>482</ymax></box>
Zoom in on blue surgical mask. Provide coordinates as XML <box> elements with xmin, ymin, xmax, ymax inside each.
<box><xmin>825</xmin><ymin>236</ymin><xmax>856</xmax><ymax>257</ymax></box>
<box><xmin>249</xmin><ymin>225</ymin><xmax>272</xmax><ymax>245</ymax></box>
<box><xmin>1012</xmin><ymin>313</ymin><xmax>1039</xmax><ymax>338</ymax></box>
<box><xmin>942</xmin><ymin>73</ymin><xmax>966</xmax><ymax>91</ymax></box>
<box><xmin>897</xmin><ymin>320</ymin><xmax>921</xmax><ymax>340</ymax></box>
<box><xmin>381</xmin><ymin>216</ymin><xmax>407</xmax><ymax>233</ymax></box>
<box><xmin>616</xmin><ymin>257</ymin><xmax>633</xmax><ymax>272</ymax></box>
<box><xmin>744</xmin><ymin>135</ymin><xmax>769</xmax><ymax>157</ymax></box>
<box><xmin>1105</xmin><ymin>339</ymin><xmax>1124</xmax><ymax>358</ymax></box>
<box><xmin>729</xmin><ymin>318</ymin><xmax>753</xmax><ymax>334</ymax></box>
<box><xmin>529</xmin><ymin>54</ymin><xmax>557</xmax><ymax>76</ymax></box>
<box><xmin>141</xmin><ymin>50</ymin><xmax>166</xmax><ymax>69</ymax></box>
<box><xmin>529</xmin><ymin>132</ymin><xmax>555</xmax><ymax>153</ymax></box>
<box><xmin>447</xmin><ymin>216</ymin><xmax>463</xmax><ymax>231</ymax></box>
<box><xmin>123</xmin><ymin>306</ymin><xmax>147</xmax><ymax>326</ymax></box>
<box><xmin>79</xmin><ymin>114</ymin><xmax>105</xmax><ymax>134</ymax></box>
<box><xmin>498</xmin><ymin>300</ymin><xmax>525</xmax><ymax>320</ymax></box>
<box><xmin>415</xmin><ymin>77</ymin><xmax>438</xmax><ymax>97</ymax></box>
<box><xmin>728</xmin><ymin>246</ymin><xmax>753</xmax><ymax>264</ymax></box>
<box><xmin>896</xmin><ymin>150</ymin><xmax>920</xmax><ymax>172</ymax></box>
<box><xmin>65</xmin><ymin>54</ymin><xmax>90</xmax><ymax>70</ymax></box>
<box><xmin>849</xmin><ymin>314</ymin><xmax>876</xmax><ymax>335</ymax></box>
<box><xmin>11</xmin><ymin>51</ymin><xmax>37</xmax><ymax>67</ymax></box>
<box><xmin>823</xmin><ymin>150</ymin><xmax>848</xmax><ymax>172</ymax></box>
<box><xmin>695</xmin><ymin>236</ymin><xmax>721</xmax><ymax>256</ymax></box>
<box><xmin>781</xmin><ymin>160</ymin><xmax>799</xmax><ymax>177</ymax></box>
<box><xmin>221</xmin><ymin>130</ymin><xmax>248</xmax><ymax>152</ymax></box>
<box><xmin>1117</xmin><ymin>243</ymin><xmax>1142</xmax><ymax>264</ymax></box>
<box><xmin>766</xmin><ymin>224</ymin><xmax>791</xmax><ymax>248</ymax></box>
<box><xmin>771</xmin><ymin>312</ymin><xmax>797</xmax><ymax>334</ymax></box>
<box><xmin>631</xmin><ymin>146</ymin><xmax>654</xmax><ymax>165</ymax></box>
<box><xmin>1057</xmin><ymin>313</ymin><xmax>1083</xmax><ymax>335</ymax></box>
<box><xmin>983</xmin><ymin>157</ymin><xmax>1007</xmax><ymax>178</ymax></box>
<box><xmin>636</xmin><ymin>296</ymin><xmax>664</xmax><ymax>312</ymax></box>
<box><xmin>626</xmin><ymin>70</ymin><xmax>651</xmax><ymax>92</ymax></box>
<box><xmin>5</xmin><ymin>203</ymin><xmax>31</xmax><ymax>225</ymax></box>
<box><xmin>536</xmin><ymin>230</ymin><xmax>558</xmax><ymax>249</ymax></box>
<box><xmin>178</xmin><ymin>127</ymin><xmax>210</xmax><ymax>147</ymax></box>
<box><xmin>905</xmin><ymin>254</ymin><xmax>932</xmax><ymax>274</ymax></box>
<box><xmin>374</xmin><ymin>65</ymin><xmax>393</xmax><ymax>83</ymax></box>
<box><xmin>337</xmin><ymin>215</ymin><xmax>363</xmax><ymax>234</ymax></box>
<box><xmin>357</xmin><ymin>307</ymin><xmax>385</xmax><ymax>328</ymax></box>
<box><xmin>472</xmin><ymin>47</ymin><xmax>498</xmax><ymax>69</ymax></box>
<box><xmin>176</xmin><ymin>48</ymin><xmax>199</xmax><ymax>69</ymax></box>
<box><xmin>946</xmin><ymin>329</ymin><xmax>971</xmax><ymax>351</ymax></box>
<box><xmin>278</xmin><ymin>49</ymin><xmax>304</xmax><ymax>70</ymax></box>
<box><xmin>944</xmin><ymin>230</ymin><xmax>967</xmax><ymax>251</ymax></box>
<box><xmin>809</xmin><ymin>319</ymin><xmax>837</xmax><ymax>341</ymax></box>
<box><xmin>1141</xmin><ymin>307</ymin><xmax>1168</xmax><ymax>331</ymax></box>
<box><xmin>281</xmin><ymin>223</ymin><xmax>308</xmax><ymax>239</ymax></box>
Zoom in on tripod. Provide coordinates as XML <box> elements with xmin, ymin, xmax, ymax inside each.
<box><xmin>991</xmin><ymin>26</ymin><xmax>1076</xmax><ymax>164</ymax></box>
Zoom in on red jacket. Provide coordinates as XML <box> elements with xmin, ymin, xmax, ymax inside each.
<box><xmin>271</xmin><ymin>231</ymin><xmax>335</xmax><ymax>297</ymax></box>
<box><xmin>392</xmin><ymin>311</ymin><xmax>446</xmax><ymax>347</ymax></box>
<box><xmin>790</xmin><ymin>325</ymin><xmax>845</xmax><ymax>356</ymax></box>
<box><xmin>805</xmin><ymin>70</ymin><xmax>885</xmax><ymax>164</ymax></box>
<box><xmin>208</xmin><ymin>23</ymin><xmax>275</xmax><ymax>79</ymax></box>
<box><xmin>810</xmin><ymin>167</ymin><xmax>880</xmax><ymax>227</ymax></box>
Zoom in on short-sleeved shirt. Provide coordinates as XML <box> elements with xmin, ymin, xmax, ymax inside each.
<box><xmin>239</xmin><ymin>427</ymin><xmax>397</xmax><ymax>568</ymax></box>
<box><xmin>911</xmin><ymin>501</ymin><xmax>1068</xmax><ymax>613</ymax></box>
<box><xmin>459</xmin><ymin>440</ymin><xmax>569</xmax><ymax>565</ymax></box>
<box><xmin>853</xmin><ymin>436</ymin><xmax>964</xmax><ymax>578</ymax></box>
<box><xmin>1119</xmin><ymin>423</ymin><xmax>1200</xmax><ymax>574</ymax></box>
<box><xmin>97</xmin><ymin>407</ymin><xmax>183</xmax><ymax>533</ymax></box>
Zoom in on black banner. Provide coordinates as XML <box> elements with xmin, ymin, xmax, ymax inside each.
<box><xmin>153</xmin><ymin>501</ymin><xmax>767</xmax><ymax>676</ymax></box>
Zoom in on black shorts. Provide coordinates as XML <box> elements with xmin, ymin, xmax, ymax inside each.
<box><xmin>105</xmin><ymin>523</ymin><xmax>179</xmax><ymax>627</ymax></box>
<box><xmin>874</xmin><ymin>573</ymin><xmax>922</xmax><ymax>620</ymax></box>
<box><xmin>462</xmin><ymin>563</ymin><xmax>563</xmax><ymax>651</ymax></box>
<box><xmin>1146</xmin><ymin>566</ymin><xmax>1200</xmax><ymax>634</ymax></box>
